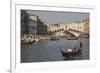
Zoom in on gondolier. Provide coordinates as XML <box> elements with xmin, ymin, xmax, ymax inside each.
<box><xmin>78</xmin><ymin>38</ymin><xmax>83</xmax><ymax>49</ymax></box>
<box><xmin>80</xmin><ymin>41</ymin><xmax>82</xmax><ymax>49</ymax></box>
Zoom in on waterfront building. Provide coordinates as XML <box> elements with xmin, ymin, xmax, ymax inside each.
<box><xmin>29</xmin><ymin>15</ymin><xmax>38</xmax><ymax>35</ymax></box>
<box><xmin>29</xmin><ymin>15</ymin><xmax>47</xmax><ymax>35</ymax></box>
<box><xmin>82</xmin><ymin>18</ymin><xmax>89</xmax><ymax>34</ymax></box>
<box><xmin>37</xmin><ymin>20</ymin><xmax>47</xmax><ymax>35</ymax></box>
<box><xmin>21</xmin><ymin>10</ymin><xmax>30</xmax><ymax>35</ymax></box>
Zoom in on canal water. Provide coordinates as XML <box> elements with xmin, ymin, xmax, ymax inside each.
<box><xmin>21</xmin><ymin>37</ymin><xmax>89</xmax><ymax>63</ymax></box>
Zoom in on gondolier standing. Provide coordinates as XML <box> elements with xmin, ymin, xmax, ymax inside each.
<box><xmin>80</xmin><ymin>40</ymin><xmax>82</xmax><ymax>49</ymax></box>
<box><xmin>77</xmin><ymin>37</ymin><xmax>83</xmax><ymax>49</ymax></box>
<box><xmin>79</xmin><ymin>38</ymin><xmax>82</xmax><ymax>49</ymax></box>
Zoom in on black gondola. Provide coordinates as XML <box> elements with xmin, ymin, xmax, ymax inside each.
<box><xmin>60</xmin><ymin>46</ymin><xmax>82</xmax><ymax>57</ymax></box>
<box><xmin>60</xmin><ymin>48</ymin><xmax>69</xmax><ymax>57</ymax></box>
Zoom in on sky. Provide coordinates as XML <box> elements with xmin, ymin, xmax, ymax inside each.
<box><xmin>26</xmin><ymin>10</ymin><xmax>89</xmax><ymax>24</ymax></box>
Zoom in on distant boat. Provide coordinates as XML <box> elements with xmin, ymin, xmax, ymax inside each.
<box><xmin>35</xmin><ymin>39</ymin><xmax>39</xmax><ymax>42</ymax></box>
<box><xmin>60</xmin><ymin>46</ymin><xmax>82</xmax><ymax>57</ymax></box>
<box><xmin>80</xmin><ymin>33</ymin><xmax>89</xmax><ymax>38</ymax></box>
<box><xmin>50</xmin><ymin>36</ymin><xmax>59</xmax><ymax>40</ymax></box>
<box><xmin>67</xmin><ymin>36</ymin><xmax>79</xmax><ymax>40</ymax></box>
<box><xmin>21</xmin><ymin>37</ymin><xmax>36</xmax><ymax>44</ymax></box>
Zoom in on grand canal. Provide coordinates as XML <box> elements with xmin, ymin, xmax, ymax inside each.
<box><xmin>21</xmin><ymin>37</ymin><xmax>89</xmax><ymax>63</ymax></box>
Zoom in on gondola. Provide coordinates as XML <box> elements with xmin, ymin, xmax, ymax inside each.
<box><xmin>60</xmin><ymin>48</ymin><xmax>69</xmax><ymax>57</ymax></box>
<box><xmin>60</xmin><ymin>46</ymin><xmax>82</xmax><ymax>57</ymax></box>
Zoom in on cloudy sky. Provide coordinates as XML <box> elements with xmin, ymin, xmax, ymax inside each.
<box><xmin>26</xmin><ymin>10</ymin><xmax>89</xmax><ymax>24</ymax></box>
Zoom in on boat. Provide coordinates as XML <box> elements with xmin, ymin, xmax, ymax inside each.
<box><xmin>50</xmin><ymin>36</ymin><xmax>59</xmax><ymax>40</ymax></box>
<box><xmin>60</xmin><ymin>46</ymin><xmax>82</xmax><ymax>57</ymax></box>
<box><xmin>67</xmin><ymin>36</ymin><xmax>79</xmax><ymax>40</ymax></box>
<box><xmin>80</xmin><ymin>34</ymin><xmax>89</xmax><ymax>38</ymax></box>
<box><xmin>35</xmin><ymin>39</ymin><xmax>39</xmax><ymax>42</ymax></box>
<box><xmin>21</xmin><ymin>37</ymin><xmax>36</xmax><ymax>44</ymax></box>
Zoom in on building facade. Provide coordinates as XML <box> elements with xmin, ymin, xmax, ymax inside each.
<box><xmin>21</xmin><ymin>10</ymin><xmax>30</xmax><ymax>35</ymax></box>
<box><xmin>29</xmin><ymin>15</ymin><xmax>47</xmax><ymax>35</ymax></box>
<box><xmin>37</xmin><ymin>19</ymin><xmax>47</xmax><ymax>35</ymax></box>
<box><xmin>29</xmin><ymin>15</ymin><xmax>38</xmax><ymax>35</ymax></box>
<box><xmin>82</xmin><ymin>18</ymin><xmax>89</xmax><ymax>34</ymax></box>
